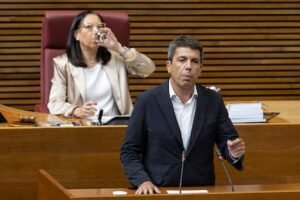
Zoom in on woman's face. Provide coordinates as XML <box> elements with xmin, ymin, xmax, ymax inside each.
<box><xmin>75</xmin><ymin>14</ymin><xmax>105</xmax><ymax>50</ymax></box>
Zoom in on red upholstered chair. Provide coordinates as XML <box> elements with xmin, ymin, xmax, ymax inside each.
<box><xmin>34</xmin><ymin>11</ymin><xmax>129</xmax><ymax>113</ymax></box>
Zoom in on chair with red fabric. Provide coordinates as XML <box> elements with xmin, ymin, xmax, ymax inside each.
<box><xmin>34</xmin><ymin>11</ymin><xmax>129</xmax><ymax>113</ymax></box>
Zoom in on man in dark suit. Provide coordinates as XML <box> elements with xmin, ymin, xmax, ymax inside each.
<box><xmin>120</xmin><ymin>35</ymin><xmax>245</xmax><ymax>195</ymax></box>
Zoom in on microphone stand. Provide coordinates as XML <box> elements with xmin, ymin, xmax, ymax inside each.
<box><xmin>179</xmin><ymin>151</ymin><xmax>185</xmax><ymax>194</ymax></box>
<box><xmin>216</xmin><ymin>147</ymin><xmax>235</xmax><ymax>192</ymax></box>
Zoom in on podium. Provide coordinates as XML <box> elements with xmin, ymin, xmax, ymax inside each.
<box><xmin>1</xmin><ymin>102</ymin><xmax>300</xmax><ymax>200</ymax></box>
<box><xmin>38</xmin><ymin>170</ymin><xmax>300</xmax><ymax>200</ymax></box>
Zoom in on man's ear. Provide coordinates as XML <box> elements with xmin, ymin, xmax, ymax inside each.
<box><xmin>166</xmin><ymin>60</ymin><xmax>172</xmax><ymax>73</ymax></box>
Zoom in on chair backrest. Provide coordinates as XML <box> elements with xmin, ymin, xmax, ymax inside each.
<box><xmin>37</xmin><ymin>11</ymin><xmax>129</xmax><ymax>112</ymax></box>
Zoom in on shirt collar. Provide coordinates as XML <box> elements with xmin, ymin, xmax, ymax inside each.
<box><xmin>169</xmin><ymin>79</ymin><xmax>198</xmax><ymax>100</ymax></box>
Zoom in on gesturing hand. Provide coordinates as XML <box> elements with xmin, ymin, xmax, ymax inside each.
<box><xmin>227</xmin><ymin>138</ymin><xmax>246</xmax><ymax>159</ymax></box>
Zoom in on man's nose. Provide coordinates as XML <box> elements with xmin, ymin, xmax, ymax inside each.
<box><xmin>185</xmin><ymin>60</ymin><xmax>192</xmax><ymax>70</ymax></box>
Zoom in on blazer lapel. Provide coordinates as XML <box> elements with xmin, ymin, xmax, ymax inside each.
<box><xmin>70</xmin><ymin>63</ymin><xmax>86</xmax><ymax>102</ymax></box>
<box><xmin>156</xmin><ymin>81</ymin><xmax>183</xmax><ymax>147</ymax></box>
<box><xmin>186</xmin><ymin>86</ymin><xmax>208</xmax><ymax>155</ymax></box>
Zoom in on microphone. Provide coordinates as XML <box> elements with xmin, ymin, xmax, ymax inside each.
<box><xmin>179</xmin><ymin>150</ymin><xmax>186</xmax><ymax>194</ymax></box>
<box><xmin>98</xmin><ymin>109</ymin><xmax>103</xmax><ymax>125</ymax></box>
<box><xmin>215</xmin><ymin>147</ymin><xmax>235</xmax><ymax>192</ymax></box>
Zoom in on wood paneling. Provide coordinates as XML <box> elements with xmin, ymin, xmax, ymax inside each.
<box><xmin>1</xmin><ymin>0</ymin><xmax>300</xmax><ymax>110</ymax></box>
<box><xmin>39</xmin><ymin>170</ymin><xmax>300</xmax><ymax>200</ymax></box>
<box><xmin>0</xmin><ymin>124</ymin><xmax>300</xmax><ymax>200</ymax></box>
<box><xmin>0</xmin><ymin>101</ymin><xmax>299</xmax><ymax>200</ymax></box>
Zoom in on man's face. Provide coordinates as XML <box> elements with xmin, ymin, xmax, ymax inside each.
<box><xmin>166</xmin><ymin>47</ymin><xmax>202</xmax><ymax>90</ymax></box>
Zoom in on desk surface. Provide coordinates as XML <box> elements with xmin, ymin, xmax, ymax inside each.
<box><xmin>0</xmin><ymin>104</ymin><xmax>78</xmax><ymax>127</ymax></box>
<box><xmin>1</xmin><ymin>100</ymin><xmax>300</xmax><ymax>127</ymax></box>
<box><xmin>225</xmin><ymin>100</ymin><xmax>300</xmax><ymax>124</ymax></box>
<box><xmin>38</xmin><ymin>169</ymin><xmax>300</xmax><ymax>200</ymax></box>
<box><xmin>69</xmin><ymin>183</ymin><xmax>300</xmax><ymax>197</ymax></box>
<box><xmin>0</xmin><ymin>104</ymin><xmax>61</xmax><ymax>126</ymax></box>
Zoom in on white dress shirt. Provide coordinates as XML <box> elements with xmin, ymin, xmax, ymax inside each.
<box><xmin>169</xmin><ymin>80</ymin><xmax>198</xmax><ymax>151</ymax></box>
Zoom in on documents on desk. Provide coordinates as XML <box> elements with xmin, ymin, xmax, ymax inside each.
<box><xmin>36</xmin><ymin>121</ymin><xmax>79</xmax><ymax>127</ymax></box>
<box><xmin>166</xmin><ymin>189</ymin><xmax>209</xmax><ymax>194</ymax></box>
<box><xmin>226</xmin><ymin>102</ymin><xmax>266</xmax><ymax>123</ymax></box>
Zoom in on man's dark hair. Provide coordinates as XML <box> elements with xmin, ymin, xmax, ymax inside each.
<box><xmin>66</xmin><ymin>10</ymin><xmax>111</xmax><ymax>67</ymax></box>
<box><xmin>167</xmin><ymin>35</ymin><xmax>203</xmax><ymax>64</ymax></box>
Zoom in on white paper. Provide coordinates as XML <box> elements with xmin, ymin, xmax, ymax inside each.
<box><xmin>226</xmin><ymin>102</ymin><xmax>266</xmax><ymax>123</ymax></box>
<box><xmin>112</xmin><ymin>191</ymin><xmax>127</xmax><ymax>196</ymax></box>
<box><xmin>166</xmin><ymin>190</ymin><xmax>208</xmax><ymax>194</ymax></box>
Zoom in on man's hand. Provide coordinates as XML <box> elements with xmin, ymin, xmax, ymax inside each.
<box><xmin>227</xmin><ymin>138</ymin><xmax>246</xmax><ymax>159</ymax></box>
<box><xmin>135</xmin><ymin>181</ymin><xmax>161</xmax><ymax>195</ymax></box>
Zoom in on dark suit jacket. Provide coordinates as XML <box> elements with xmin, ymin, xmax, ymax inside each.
<box><xmin>120</xmin><ymin>81</ymin><xmax>243</xmax><ymax>187</ymax></box>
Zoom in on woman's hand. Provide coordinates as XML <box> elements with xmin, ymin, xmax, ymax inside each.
<box><xmin>73</xmin><ymin>100</ymin><xmax>97</xmax><ymax>118</ymax></box>
<box><xmin>97</xmin><ymin>27</ymin><xmax>123</xmax><ymax>53</ymax></box>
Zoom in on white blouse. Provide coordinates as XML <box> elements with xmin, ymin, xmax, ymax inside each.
<box><xmin>84</xmin><ymin>63</ymin><xmax>119</xmax><ymax>116</ymax></box>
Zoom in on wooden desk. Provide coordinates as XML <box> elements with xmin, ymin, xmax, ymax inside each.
<box><xmin>38</xmin><ymin>170</ymin><xmax>300</xmax><ymax>200</ymax></box>
<box><xmin>0</xmin><ymin>104</ymin><xmax>63</xmax><ymax>126</ymax></box>
<box><xmin>1</xmin><ymin>100</ymin><xmax>299</xmax><ymax>125</ymax></box>
<box><xmin>227</xmin><ymin>100</ymin><xmax>300</xmax><ymax>124</ymax></box>
<box><xmin>265</xmin><ymin>101</ymin><xmax>300</xmax><ymax>123</ymax></box>
<box><xmin>0</xmin><ymin>101</ymin><xmax>300</xmax><ymax>200</ymax></box>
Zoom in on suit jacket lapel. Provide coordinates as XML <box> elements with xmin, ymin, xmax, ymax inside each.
<box><xmin>186</xmin><ymin>85</ymin><xmax>208</xmax><ymax>155</ymax></box>
<box><xmin>156</xmin><ymin>81</ymin><xmax>184</xmax><ymax>147</ymax></box>
<box><xmin>70</xmin><ymin>63</ymin><xmax>86</xmax><ymax>102</ymax></box>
